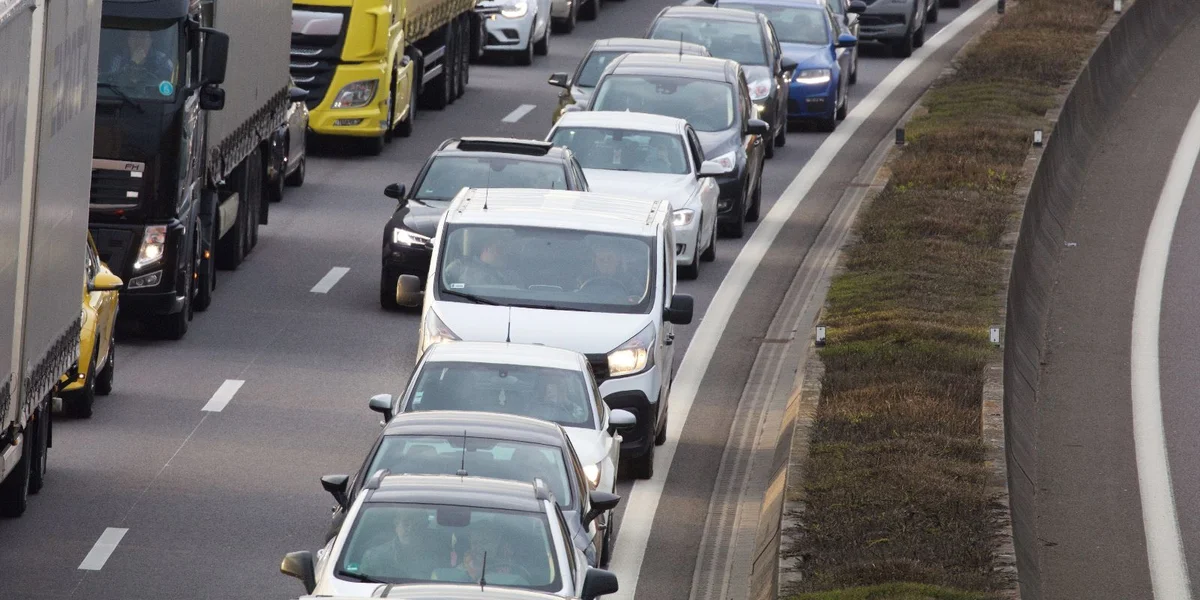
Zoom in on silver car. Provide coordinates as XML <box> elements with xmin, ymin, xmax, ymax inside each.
<box><xmin>856</xmin><ymin>0</ymin><xmax>935</xmax><ymax>58</ymax></box>
<box><xmin>476</xmin><ymin>0</ymin><xmax>553</xmax><ymax>66</ymax></box>
<box><xmin>550</xmin><ymin>0</ymin><xmax>599</xmax><ymax>34</ymax></box>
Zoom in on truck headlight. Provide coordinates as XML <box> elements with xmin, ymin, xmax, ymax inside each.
<box><xmin>332</xmin><ymin>80</ymin><xmax>378</xmax><ymax>109</ymax></box>
<box><xmin>583</xmin><ymin>464</ymin><xmax>601</xmax><ymax>489</ymax></box>
<box><xmin>607</xmin><ymin>322</ymin><xmax>655</xmax><ymax>378</ymax></box>
<box><xmin>134</xmin><ymin>225</ymin><xmax>167</xmax><ymax>271</ymax></box>
<box><xmin>421</xmin><ymin>310</ymin><xmax>460</xmax><ymax>353</ymax></box>
<box><xmin>673</xmin><ymin>209</ymin><xmax>695</xmax><ymax>228</ymax></box>
<box><xmin>795</xmin><ymin>69</ymin><xmax>832</xmax><ymax>85</ymax></box>
<box><xmin>392</xmin><ymin>228</ymin><xmax>431</xmax><ymax>247</ymax></box>
<box><xmin>501</xmin><ymin>0</ymin><xmax>528</xmax><ymax>18</ymax></box>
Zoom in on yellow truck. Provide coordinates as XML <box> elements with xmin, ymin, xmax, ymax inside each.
<box><xmin>291</xmin><ymin>0</ymin><xmax>481</xmax><ymax>155</ymax></box>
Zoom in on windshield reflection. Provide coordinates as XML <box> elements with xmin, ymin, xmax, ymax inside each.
<box><xmin>98</xmin><ymin>22</ymin><xmax>181</xmax><ymax>101</ymax></box>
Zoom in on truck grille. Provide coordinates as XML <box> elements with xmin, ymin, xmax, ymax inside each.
<box><xmin>291</xmin><ymin>5</ymin><xmax>351</xmax><ymax>110</ymax></box>
<box><xmin>90</xmin><ymin>161</ymin><xmax>144</xmax><ymax>208</ymax></box>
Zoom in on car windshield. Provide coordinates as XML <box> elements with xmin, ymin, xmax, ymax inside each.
<box><xmin>648</xmin><ymin>17</ymin><xmax>767</xmax><ymax>65</ymax></box>
<box><xmin>338</xmin><ymin>504</ymin><xmax>561</xmax><ymax>590</ymax></box>
<box><xmin>367</xmin><ymin>436</ymin><xmax>574</xmax><ymax>508</ymax></box>
<box><xmin>575</xmin><ymin>51</ymin><xmax>623</xmax><ymax>88</ymax></box>
<box><xmin>415</xmin><ymin>157</ymin><xmax>570</xmax><ymax>201</ymax></box>
<box><xmin>98</xmin><ymin>20</ymin><xmax>181</xmax><ymax>101</ymax></box>
<box><xmin>437</xmin><ymin>225</ymin><xmax>656</xmax><ymax>314</ymax></box>
<box><xmin>720</xmin><ymin>3</ymin><xmax>831</xmax><ymax>45</ymax></box>
<box><xmin>591</xmin><ymin>75</ymin><xmax>735</xmax><ymax>132</ymax></box>
<box><xmin>549</xmin><ymin>127</ymin><xmax>689</xmax><ymax>175</ymax></box>
<box><xmin>404</xmin><ymin>362</ymin><xmax>595</xmax><ymax>428</ymax></box>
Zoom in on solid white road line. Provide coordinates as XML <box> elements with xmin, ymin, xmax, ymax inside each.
<box><xmin>1130</xmin><ymin>95</ymin><xmax>1200</xmax><ymax>600</ymax></box>
<box><xmin>201</xmin><ymin>379</ymin><xmax>245</xmax><ymax>413</ymax></box>
<box><xmin>311</xmin><ymin>267</ymin><xmax>350</xmax><ymax>294</ymax></box>
<box><xmin>502</xmin><ymin>104</ymin><xmax>536</xmax><ymax>123</ymax></box>
<box><xmin>606</xmin><ymin>1</ymin><xmax>999</xmax><ymax>597</ymax></box>
<box><xmin>78</xmin><ymin>527</ymin><xmax>128</xmax><ymax>571</ymax></box>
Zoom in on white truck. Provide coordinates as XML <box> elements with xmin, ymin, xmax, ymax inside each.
<box><xmin>0</xmin><ymin>0</ymin><xmax>103</xmax><ymax>517</ymax></box>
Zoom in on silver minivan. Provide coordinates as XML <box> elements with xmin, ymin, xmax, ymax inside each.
<box><xmin>395</xmin><ymin>188</ymin><xmax>694</xmax><ymax>480</ymax></box>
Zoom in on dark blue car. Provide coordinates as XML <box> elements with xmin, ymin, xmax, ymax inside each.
<box><xmin>715</xmin><ymin>0</ymin><xmax>860</xmax><ymax>131</ymax></box>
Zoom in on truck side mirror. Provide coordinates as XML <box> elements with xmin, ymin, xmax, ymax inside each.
<box><xmin>199</xmin><ymin>86</ymin><xmax>225</xmax><ymax>111</ymax></box>
<box><xmin>288</xmin><ymin>87</ymin><xmax>309</xmax><ymax>103</ymax></box>
<box><xmin>201</xmin><ymin>29</ymin><xmax>230</xmax><ymax>85</ymax></box>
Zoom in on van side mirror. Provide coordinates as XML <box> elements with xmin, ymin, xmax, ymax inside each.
<box><xmin>368</xmin><ymin>393</ymin><xmax>394</xmax><ymax>421</ymax></box>
<box><xmin>280</xmin><ymin>551</ymin><xmax>317</xmax><ymax>594</ymax></box>
<box><xmin>584</xmin><ymin>491</ymin><xmax>621</xmax><ymax>525</ymax></box>
<box><xmin>396</xmin><ymin>275</ymin><xmax>423</xmax><ymax>307</ymax></box>
<box><xmin>320</xmin><ymin>474</ymin><xmax>350</xmax><ymax>509</ymax></box>
<box><xmin>199</xmin><ymin>86</ymin><xmax>225</xmax><ymax>111</ymax></box>
<box><xmin>582</xmin><ymin>568</ymin><xmax>620</xmax><ymax>600</ymax></box>
<box><xmin>666</xmin><ymin>294</ymin><xmax>694</xmax><ymax>325</ymax></box>
<box><xmin>200</xmin><ymin>28</ymin><xmax>229</xmax><ymax>85</ymax></box>
<box><xmin>548</xmin><ymin>72</ymin><xmax>570</xmax><ymax>88</ymax></box>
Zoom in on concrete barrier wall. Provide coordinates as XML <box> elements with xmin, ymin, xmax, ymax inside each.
<box><xmin>1004</xmin><ymin>1</ymin><xmax>1200</xmax><ymax>597</ymax></box>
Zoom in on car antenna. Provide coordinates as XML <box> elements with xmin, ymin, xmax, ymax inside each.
<box><xmin>679</xmin><ymin>33</ymin><xmax>684</xmax><ymax>60</ymax></box>
<box><xmin>456</xmin><ymin>430</ymin><xmax>468</xmax><ymax>477</ymax></box>
<box><xmin>479</xmin><ymin>551</ymin><xmax>489</xmax><ymax>590</ymax></box>
<box><xmin>505</xmin><ymin>306</ymin><xmax>512</xmax><ymax>343</ymax></box>
<box><xmin>483</xmin><ymin>170</ymin><xmax>491</xmax><ymax>210</ymax></box>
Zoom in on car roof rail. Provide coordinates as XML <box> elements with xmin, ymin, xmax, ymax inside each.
<box><xmin>365</xmin><ymin>469</ymin><xmax>391</xmax><ymax>490</ymax></box>
<box><xmin>455</xmin><ymin>137</ymin><xmax>555</xmax><ymax>156</ymax></box>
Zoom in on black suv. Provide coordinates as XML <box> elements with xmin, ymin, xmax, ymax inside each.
<box><xmin>380</xmin><ymin>138</ymin><xmax>590</xmax><ymax>310</ymax></box>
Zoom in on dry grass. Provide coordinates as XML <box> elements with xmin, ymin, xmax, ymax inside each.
<box><xmin>785</xmin><ymin>0</ymin><xmax>1111</xmax><ymax>595</ymax></box>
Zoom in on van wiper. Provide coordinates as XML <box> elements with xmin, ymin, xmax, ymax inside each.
<box><xmin>337</xmin><ymin>570</ymin><xmax>389</xmax><ymax>584</ymax></box>
<box><xmin>97</xmin><ymin>83</ymin><xmax>145</xmax><ymax>114</ymax></box>
<box><xmin>441</xmin><ymin>288</ymin><xmax>500</xmax><ymax>305</ymax></box>
<box><xmin>507</xmin><ymin>302</ymin><xmax>585</xmax><ymax>312</ymax></box>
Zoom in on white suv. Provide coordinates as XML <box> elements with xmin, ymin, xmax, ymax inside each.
<box><xmin>395</xmin><ymin>188</ymin><xmax>694</xmax><ymax>479</ymax></box>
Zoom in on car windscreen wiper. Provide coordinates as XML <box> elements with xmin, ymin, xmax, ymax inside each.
<box><xmin>337</xmin><ymin>570</ymin><xmax>389</xmax><ymax>584</ymax></box>
<box><xmin>97</xmin><ymin>83</ymin><xmax>145</xmax><ymax>113</ymax></box>
<box><xmin>441</xmin><ymin>288</ymin><xmax>500</xmax><ymax>305</ymax></box>
<box><xmin>507</xmin><ymin>302</ymin><xmax>587</xmax><ymax>312</ymax></box>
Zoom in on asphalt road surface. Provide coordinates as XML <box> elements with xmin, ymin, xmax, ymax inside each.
<box><xmin>1026</xmin><ymin>14</ymin><xmax>1200</xmax><ymax>599</ymax></box>
<box><xmin>0</xmin><ymin>1</ymin><xmax>991</xmax><ymax>598</ymax></box>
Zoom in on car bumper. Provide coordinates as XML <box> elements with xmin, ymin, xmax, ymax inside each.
<box><xmin>598</xmin><ymin>366</ymin><xmax>661</xmax><ymax>459</ymax></box>
<box><xmin>674</xmin><ymin>217</ymin><xmax>701</xmax><ymax>265</ymax></box>
<box><xmin>787</xmin><ymin>82</ymin><xmax>837</xmax><ymax>119</ymax></box>
<box><xmin>714</xmin><ymin>172</ymin><xmax>746</xmax><ymax>221</ymax></box>
<box><xmin>857</xmin><ymin>11</ymin><xmax>911</xmax><ymax>40</ymax></box>
<box><xmin>482</xmin><ymin>14</ymin><xmax>534</xmax><ymax>51</ymax></box>
<box><xmin>305</xmin><ymin>63</ymin><xmax>389</xmax><ymax>138</ymax></box>
<box><xmin>383</xmin><ymin>244</ymin><xmax>433</xmax><ymax>283</ymax></box>
<box><xmin>752</xmin><ymin>98</ymin><xmax>779</xmax><ymax>131</ymax></box>
<box><xmin>59</xmin><ymin>324</ymin><xmax>97</xmax><ymax>393</ymax></box>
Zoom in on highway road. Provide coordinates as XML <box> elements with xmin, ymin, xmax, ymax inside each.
<box><xmin>0</xmin><ymin>1</ymin><xmax>990</xmax><ymax>598</ymax></box>
<box><xmin>1027</xmin><ymin>14</ymin><xmax>1200</xmax><ymax>599</ymax></box>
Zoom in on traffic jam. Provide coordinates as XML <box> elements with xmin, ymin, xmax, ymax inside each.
<box><xmin>0</xmin><ymin>0</ymin><xmax>941</xmax><ymax>597</ymax></box>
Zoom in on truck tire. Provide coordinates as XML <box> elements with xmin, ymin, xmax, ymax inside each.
<box><xmin>28</xmin><ymin>405</ymin><xmax>49</xmax><ymax>494</ymax></box>
<box><xmin>446</xmin><ymin>27</ymin><xmax>460</xmax><ymax>104</ymax></box>
<box><xmin>249</xmin><ymin>151</ymin><xmax>265</xmax><ymax>249</ymax></box>
<box><xmin>0</xmin><ymin>428</ymin><xmax>31</xmax><ymax>517</ymax></box>
<box><xmin>196</xmin><ymin>202</ymin><xmax>217</xmax><ymax>311</ymax></box>
<box><xmin>457</xmin><ymin>18</ymin><xmax>470</xmax><ymax>96</ymax></box>
<box><xmin>155</xmin><ymin>275</ymin><xmax>192</xmax><ymax>341</ymax></box>
<box><xmin>216</xmin><ymin>190</ymin><xmax>246</xmax><ymax>270</ymax></box>
<box><xmin>419</xmin><ymin>31</ymin><xmax>451</xmax><ymax>110</ymax></box>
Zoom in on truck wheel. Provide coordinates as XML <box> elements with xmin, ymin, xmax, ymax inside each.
<box><xmin>196</xmin><ymin>211</ymin><xmax>216</xmax><ymax>311</ymax></box>
<box><xmin>457</xmin><ymin>18</ymin><xmax>470</xmax><ymax>96</ymax></box>
<box><xmin>447</xmin><ymin>28</ymin><xmax>460</xmax><ymax>103</ymax></box>
<box><xmin>217</xmin><ymin>166</ymin><xmax>248</xmax><ymax>270</ymax></box>
<box><xmin>248</xmin><ymin>151</ymin><xmax>264</xmax><ymax>249</ymax></box>
<box><xmin>156</xmin><ymin>296</ymin><xmax>191</xmax><ymax>341</ymax></box>
<box><xmin>0</xmin><ymin>428</ymin><xmax>31</xmax><ymax>517</ymax></box>
<box><xmin>95</xmin><ymin>340</ymin><xmax>115</xmax><ymax>396</ymax></box>
<box><xmin>27</xmin><ymin>406</ymin><xmax>49</xmax><ymax>495</ymax></box>
<box><xmin>385</xmin><ymin>77</ymin><xmax>398</xmax><ymax>143</ymax></box>
<box><xmin>419</xmin><ymin>34</ymin><xmax>451</xmax><ymax>110</ymax></box>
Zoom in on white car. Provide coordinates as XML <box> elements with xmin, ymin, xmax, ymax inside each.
<box><xmin>476</xmin><ymin>0</ymin><xmax>552</xmax><ymax>66</ymax></box>
<box><xmin>372</xmin><ymin>341</ymin><xmax>634</xmax><ymax>564</ymax></box>
<box><xmin>546</xmin><ymin>111</ymin><xmax>722</xmax><ymax>279</ymax></box>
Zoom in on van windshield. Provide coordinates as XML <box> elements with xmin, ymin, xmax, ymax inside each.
<box><xmin>436</xmin><ymin>225</ymin><xmax>656</xmax><ymax>314</ymax></box>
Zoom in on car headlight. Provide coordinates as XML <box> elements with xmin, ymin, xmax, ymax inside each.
<box><xmin>708</xmin><ymin>150</ymin><xmax>737</xmax><ymax>173</ymax></box>
<box><xmin>501</xmin><ymin>0</ymin><xmax>528</xmax><ymax>18</ymax></box>
<box><xmin>134</xmin><ymin>225</ymin><xmax>167</xmax><ymax>271</ymax></box>
<box><xmin>332</xmin><ymin>80</ymin><xmax>378</xmax><ymax>109</ymax></box>
<box><xmin>392</xmin><ymin>227</ymin><xmax>431</xmax><ymax>247</ymax></box>
<box><xmin>673</xmin><ymin>209</ymin><xmax>695</xmax><ymax>228</ymax></box>
<box><xmin>748</xmin><ymin>78</ymin><xmax>772</xmax><ymax>101</ymax></box>
<box><xmin>421</xmin><ymin>310</ymin><xmax>460</xmax><ymax>353</ymax></box>
<box><xmin>607</xmin><ymin>322</ymin><xmax>655</xmax><ymax>378</ymax></box>
<box><xmin>583</xmin><ymin>464</ymin><xmax>601</xmax><ymax>489</ymax></box>
<box><xmin>794</xmin><ymin>69</ymin><xmax>832</xmax><ymax>85</ymax></box>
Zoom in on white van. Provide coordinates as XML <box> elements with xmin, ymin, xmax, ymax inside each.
<box><xmin>395</xmin><ymin>188</ymin><xmax>694</xmax><ymax>479</ymax></box>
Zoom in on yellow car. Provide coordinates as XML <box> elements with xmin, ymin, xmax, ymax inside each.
<box><xmin>60</xmin><ymin>234</ymin><xmax>123</xmax><ymax>418</ymax></box>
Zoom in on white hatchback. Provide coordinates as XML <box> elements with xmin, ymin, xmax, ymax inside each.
<box><xmin>546</xmin><ymin>111</ymin><xmax>724</xmax><ymax>279</ymax></box>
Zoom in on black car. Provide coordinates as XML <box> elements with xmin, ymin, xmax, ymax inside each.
<box><xmin>320</xmin><ymin>411</ymin><xmax>621</xmax><ymax>568</ymax></box>
<box><xmin>380</xmin><ymin>137</ymin><xmax>590</xmax><ymax>310</ymax></box>
<box><xmin>645</xmin><ymin>6</ymin><xmax>795</xmax><ymax>159</ymax></box>
<box><xmin>588</xmin><ymin>54</ymin><xmax>769</xmax><ymax>238</ymax></box>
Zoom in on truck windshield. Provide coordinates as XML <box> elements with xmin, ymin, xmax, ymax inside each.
<box><xmin>98</xmin><ymin>21</ymin><xmax>181</xmax><ymax>102</ymax></box>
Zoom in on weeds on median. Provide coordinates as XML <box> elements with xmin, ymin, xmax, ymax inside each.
<box><xmin>785</xmin><ymin>0</ymin><xmax>1111</xmax><ymax>597</ymax></box>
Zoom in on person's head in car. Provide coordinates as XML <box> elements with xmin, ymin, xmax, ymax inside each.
<box><xmin>589</xmin><ymin>240</ymin><xmax>623</xmax><ymax>278</ymax></box>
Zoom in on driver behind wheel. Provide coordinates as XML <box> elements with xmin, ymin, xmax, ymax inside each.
<box><xmin>106</xmin><ymin>29</ymin><xmax>176</xmax><ymax>88</ymax></box>
<box><xmin>580</xmin><ymin>238</ymin><xmax>640</xmax><ymax>299</ymax></box>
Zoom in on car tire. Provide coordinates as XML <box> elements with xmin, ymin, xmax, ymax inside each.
<box><xmin>95</xmin><ymin>341</ymin><xmax>114</xmax><ymax>396</ymax></box>
<box><xmin>534</xmin><ymin>25</ymin><xmax>549</xmax><ymax>56</ymax></box>
<box><xmin>719</xmin><ymin>192</ymin><xmax>746</xmax><ymax>238</ymax></box>
<box><xmin>892</xmin><ymin>31</ymin><xmax>914</xmax><ymax>58</ymax></box>
<box><xmin>553</xmin><ymin>2</ymin><xmax>576</xmax><ymax>34</ymax></box>
<box><xmin>774</xmin><ymin>122</ymin><xmax>786</xmax><ymax>147</ymax></box>
<box><xmin>0</xmin><ymin>428</ymin><xmax>31</xmax><ymax>517</ymax></box>
<box><xmin>599</xmin><ymin>512</ymin><xmax>615</xmax><ymax>567</ymax></box>
<box><xmin>581</xmin><ymin>0</ymin><xmax>599</xmax><ymax>20</ymax></box>
<box><xmin>268</xmin><ymin>160</ymin><xmax>286</xmax><ymax>203</ymax></box>
<box><xmin>679</xmin><ymin>253</ymin><xmax>699</xmax><ymax>280</ymax></box>
<box><xmin>836</xmin><ymin>94</ymin><xmax>848</xmax><ymax>120</ymax></box>
<box><xmin>745</xmin><ymin>178</ymin><xmax>762</xmax><ymax>223</ymax></box>
<box><xmin>943</xmin><ymin>0</ymin><xmax>961</xmax><ymax>7</ymax></box>
<box><xmin>516</xmin><ymin>27</ymin><xmax>535</xmax><ymax>66</ymax></box>
<box><xmin>27</xmin><ymin>406</ymin><xmax>48</xmax><ymax>495</ymax></box>
<box><xmin>626</xmin><ymin>443</ymin><xmax>655</xmax><ymax>480</ymax></box>
<box><xmin>913</xmin><ymin>21</ymin><xmax>926</xmax><ymax>48</ymax></box>
<box><xmin>285</xmin><ymin>154</ymin><xmax>306</xmax><ymax>187</ymax></box>
<box><xmin>66</xmin><ymin>354</ymin><xmax>97</xmax><ymax>419</ymax></box>
<box><xmin>764</xmin><ymin>136</ymin><xmax>775</xmax><ymax>159</ymax></box>
<box><xmin>849</xmin><ymin>55</ymin><xmax>858</xmax><ymax>85</ymax></box>
<box><xmin>927</xmin><ymin>0</ymin><xmax>939</xmax><ymax>23</ymax></box>
<box><xmin>700</xmin><ymin>222</ymin><xmax>716</xmax><ymax>262</ymax></box>
<box><xmin>380</xmin><ymin>267</ymin><xmax>400</xmax><ymax>311</ymax></box>
<box><xmin>655</xmin><ymin>401</ymin><xmax>668</xmax><ymax>445</ymax></box>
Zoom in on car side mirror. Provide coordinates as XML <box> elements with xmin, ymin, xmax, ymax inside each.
<box><xmin>385</xmin><ymin>183</ymin><xmax>407</xmax><ymax>201</ymax></box>
<box><xmin>779</xmin><ymin>57</ymin><xmax>798</xmax><ymax>74</ymax></box>
<box><xmin>280</xmin><ymin>551</ymin><xmax>317</xmax><ymax>594</ymax></box>
<box><xmin>368</xmin><ymin>393</ymin><xmax>394</xmax><ymax>422</ymax></box>
<box><xmin>848</xmin><ymin>0</ymin><xmax>867</xmax><ymax>13</ymax></box>
<box><xmin>608</xmin><ymin>408</ymin><xmax>636</xmax><ymax>435</ymax></box>
<box><xmin>666</xmin><ymin>294</ymin><xmax>694</xmax><ymax>325</ymax></box>
<box><xmin>320</xmin><ymin>474</ymin><xmax>350</xmax><ymax>509</ymax></box>
<box><xmin>288</xmin><ymin>87</ymin><xmax>308</xmax><ymax>103</ymax></box>
<box><xmin>699</xmin><ymin>160</ymin><xmax>732</xmax><ymax>177</ymax></box>
<box><xmin>199</xmin><ymin>85</ymin><xmax>225</xmax><ymax>111</ymax></box>
<box><xmin>746</xmin><ymin>118</ymin><xmax>770</xmax><ymax>137</ymax></box>
<box><xmin>837</xmin><ymin>33</ymin><xmax>858</xmax><ymax>48</ymax></box>
<box><xmin>395</xmin><ymin>274</ymin><xmax>422</xmax><ymax>307</ymax></box>
<box><xmin>548</xmin><ymin>72</ymin><xmax>570</xmax><ymax>88</ymax></box>
<box><xmin>584</xmin><ymin>491</ymin><xmax>621</xmax><ymax>525</ymax></box>
<box><xmin>200</xmin><ymin>29</ymin><xmax>230</xmax><ymax>85</ymax></box>
<box><xmin>582</xmin><ymin>568</ymin><xmax>620</xmax><ymax>600</ymax></box>
<box><xmin>88</xmin><ymin>272</ymin><xmax>124</xmax><ymax>292</ymax></box>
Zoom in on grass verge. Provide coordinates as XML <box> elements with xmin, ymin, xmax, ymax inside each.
<box><xmin>785</xmin><ymin>0</ymin><xmax>1112</xmax><ymax>597</ymax></box>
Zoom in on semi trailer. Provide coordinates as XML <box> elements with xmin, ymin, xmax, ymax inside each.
<box><xmin>87</xmin><ymin>0</ymin><xmax>293</xmax><ymax>339</ymax></box>
<box><xmin>0</xmin><ymin>0</ymin><xmax>103</xmax><ymax>517</ymax></box>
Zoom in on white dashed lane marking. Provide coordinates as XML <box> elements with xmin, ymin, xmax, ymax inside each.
<box><xmin>78</xmin><ymin>527</ymin><xmax>128</xmax><ymax>571</ymax></box>
<box><xmin>502</xmin><ymin>104</ymin><xmax>536</xmax><ymax>123</ymax></box>
<box><xmin>311</xmin><ymin>267</ymin><xmax>350</xmax><ymax>294</ymax></box>
<box><xmin>201</xmin><ymin>379</ymin><xmax>245</xmax><ymax>413</ymax></box>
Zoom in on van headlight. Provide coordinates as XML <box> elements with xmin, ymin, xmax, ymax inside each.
<box><xmin>607</xmin><ymin>323</ymin><xmax>655</xmax><ymax>378</ymax></box>
<box><xmin>501</xmin><ymin>0</ymin><xmax>528</xmax><ymax>18</ymax></box>
<box><xmin>583</xmin><ymin>464</ymin><xmax>601</xmax><ymax>489</ymax></box>
<box><xmin>332</xmin><ymin>80</ymin><xmax>378</xmax><ymax>109</ymax></box>
<box><xmin>421</xmin><ymin>311</ymin><xmax>460</xmax><ymax>352</ymax></box>
<box><xmin>134</xmin><ymin>225</ymin><xmax>167</xmax><ymax>271</ymax></box>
